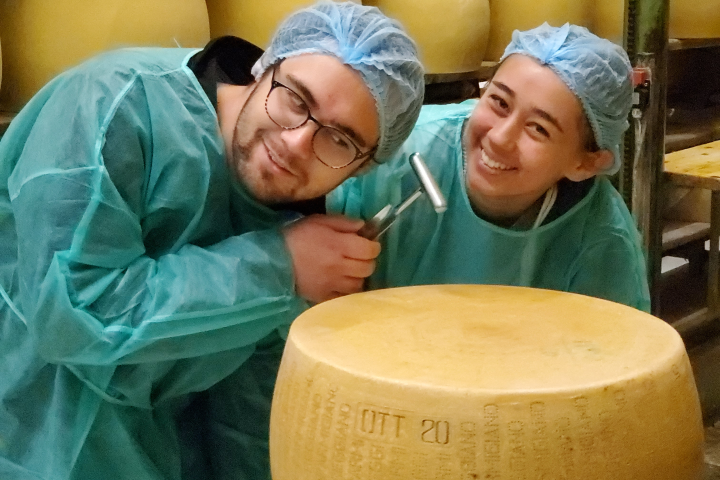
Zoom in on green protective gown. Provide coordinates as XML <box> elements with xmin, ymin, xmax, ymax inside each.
<box><xmin>329</xmin><ymin>100</ymin><xmax>651</xmax><ymax>312</ymax></box>
<box><xmin>0</xmin><ymin>47</ymin><xmax>307</xmax><ymax>480</ymax></box>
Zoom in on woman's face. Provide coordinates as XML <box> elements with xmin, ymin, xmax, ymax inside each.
<box><xmin>463</xmin><ymin>54</ymin><xmax>599</xmax><ymax>220</ymax></box>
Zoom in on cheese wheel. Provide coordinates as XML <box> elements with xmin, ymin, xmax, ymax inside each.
<box><xmin>591</xmin><ymin>0</ymin><xmax>720</xmax><ymax>42</ymax></box>
<box><xmin>364</xmin><ymin>0</ymin><xmax>490</xmax><ymax>74</ymax></box>
<box><xmin>0</xmin><ymin>0</ymin><xmax>210</xmax><ymax>112</ymax></box>
<box><xmin>206</xmin><ymin>0</ymin><xmax>360</xmax><ymax>51</ymax></box>
<box><xmin>590</xmin><ymin>0</ymin><xmax>625</xmax><ymax>45</ymax></box>
<box><xmin>669</xmin><ymin>0</ymin><xmax>720</xmax><ymax>38</ymax></box>
<box><xmin>484</xmin><ymin>0</ymin><xmax>591</xmax><ymax>61</ymax></box>
<box><xmin>270</xmin><ymin>285</ymin><xmax>704</xmax><ymax>480</ymax></box>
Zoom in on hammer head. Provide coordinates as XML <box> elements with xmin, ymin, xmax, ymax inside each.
<box><xmin>409</xmin><ymin>153</ymin><xmax>447</xmax><ymax>213</ymax></box>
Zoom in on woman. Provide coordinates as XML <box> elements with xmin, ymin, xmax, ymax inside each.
<box><xmin>330</xmin><ymin>23</ymin><xmax>650</xmax><ymax>311</ymax></box>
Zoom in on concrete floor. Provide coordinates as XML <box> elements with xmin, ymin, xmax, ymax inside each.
<box><xmin>705</xmin><ymin>422</ymin><xmax>720</xmax><ymax>479</ymax></box>
<box><xmin>686</xmin><ymin>338</ymin><xmax>720</xmax><ymax>479</ymax></box>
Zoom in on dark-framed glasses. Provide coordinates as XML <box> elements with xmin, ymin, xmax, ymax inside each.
<box><xmin>265</xmin><ymin>68</ymin><xmax>376</xmax><ymax>169</ymax></box>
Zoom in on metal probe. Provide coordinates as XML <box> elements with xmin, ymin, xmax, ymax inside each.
<box><xmin>358</xmin><ymin>153</ymin><xmax>447</xmax><ymax>240</ymax></box>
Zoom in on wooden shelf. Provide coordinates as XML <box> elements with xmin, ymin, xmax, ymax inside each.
<box><xmin>665</xmin><ymin>140</ymin><xmax>720</xmax><ymax>190</ymax></box>
<box><xmin>669</xmin><ymin>38</ymin><xmax>720</xmax><ymax>51</ymax></box>
<box><xmin>672</xmin><ymin>307</ymin><xmax>713</xmax><ymax>339</ymax></box>
<box><xmin>666</xmin><ymin>114</ymin><xmax>720</xmax><ymax>154</ymax></box>
<box><xmin>659</xmin><ymin>258</ymin><xmax>717</xmax><ymax>345</ymax></box>
<box><xmin>663</xmin><ymin>220</ymin><xmax>711</xmax><ymax>251</ymax></box>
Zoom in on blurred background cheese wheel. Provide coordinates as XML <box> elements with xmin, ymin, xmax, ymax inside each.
<box><xmin>270</xmin><ymin>284</ymin><xmax>704</xmax><ymax>480</ymax></box>
<box><xmin>589</xmin><ymin>0</ymin><xmax>624</xmax><ymax>45</ymax></box>
<box><xmin>590</xmin><ymin>0</ymin><xmax>720</xmax><ymax>42</ymax></box>
<box><xmin>363</xmin><ymin>0</ymin><xmax>490</xmax><ymax>75</ymax></box>
<box><xmin>670</xmin><ymin>0</ymin><xmax>720</xmax><ymax>38</ymax></box>
<box><xmin>206</xmin><ymin>0</ymin><xmax>360</xmax><ymax>50</ymax></box>
<box><xmin>484</xmin><ymin>0</ymin><xmax>591</xmax><ymax>61</ymax></box>
<box><xmin>0</xmin><ymin>0</ymin><xmax>210</xmax><ymax>112</ymax></box>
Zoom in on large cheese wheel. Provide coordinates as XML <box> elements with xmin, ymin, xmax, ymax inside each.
<box><xmin>270</xmin><ymin>285</ymin><xmax>704</xmax><ymax>480</ymax></box>
<box><xmin>364</xmin><ymin>0</ymin><xmax>490</xmax><ymax>74</ymax></box>
<box><xmin>590</xmin><ymin>0</ymin><xmax>625</xmax><ymax>45</ymax></box>
<box><xmin>592</xmin><ymin>0</ymin><xmax>720</xmax><ymax>43</ymax></box>
<box><xmin>484</xmin><ymin>0</ymin><xmax>591</xmax><ymax>61</ymax></box>
<box><xmin>0</xmin><ymin>0</ymin><xmax>210</xmax><ymax>112</ymax></box>
<box><xmin>206</xmin><ymin>0</ymin><xmax>360</xmax><ymax>50</ymax></box>
<box><xmin>670</xmin><ymin>0</ymin><xmax>720</xmax><ymax>38</ymax></box>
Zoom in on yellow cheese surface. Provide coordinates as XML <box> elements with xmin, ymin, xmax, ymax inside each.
<box><xmin>591</xmin><ymin>0</ymin><xmax>720</xmax><ymax>42</ymax></box>
<box><xmin>670</xmin><ymin>0</ymin><xmax>720</xmax><ymax>38</ymax></box>
<box><xmin>270</xmin><ymin>285</ymin><xmax>704</xmax><ymax>480</ymax></box>
<box><xmin>364</xmin><ymin>0</ymin><xmax>490</xmax><ymax>74</ymax></box>
<box><xmin>0</xmin><ymin>0</ymin><xmax>210</xmax><ymax>112</ymax></box>
<box><xmin>484</xmin><ymin>0</ymin><xmax>591</xmax><ymax>61</ymax></box>
<box><xmin>206</xmin><ymin>0</ymin><xmax>360</xmax><ymax>51</ymax></box>
<box><xmin>590</xmin><ymin>0</ymin><xmax>625</xmax><ymax>45</ymax></box>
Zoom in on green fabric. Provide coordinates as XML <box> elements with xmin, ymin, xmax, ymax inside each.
<box><xmin>204</xmin><ymin>330</ymin><xmax>285</xmax><ymax>480</ymax></box>
<box><xmin>329</xmin><ymin>100</ymin><xmax>651</xmax><ymax>312</ymax></box>
<box><xmin>0</xmin><ymin>47</ymin><xmax>307</xmax><ymax>480</ymax></box>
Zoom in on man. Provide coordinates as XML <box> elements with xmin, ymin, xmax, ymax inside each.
<box><xmin>0</xmin><ymin>2</ymin><xmax>424</xmax><ymax>479</ymax></box>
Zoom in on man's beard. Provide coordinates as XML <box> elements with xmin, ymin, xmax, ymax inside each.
<box><xmin>229</xmin><ymin>91</ymin><xmax>303</xmax><ymax>205</ymax></box>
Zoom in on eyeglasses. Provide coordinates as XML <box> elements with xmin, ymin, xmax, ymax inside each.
<box><xmin>264</xmin><ymin>67</ymin><xmax>377</xmax><ymax>169</ymax></box>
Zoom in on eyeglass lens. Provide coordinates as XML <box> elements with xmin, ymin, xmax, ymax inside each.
<box><xmin>266</xmin><ymin>83</ymin><xmax>359</xmax><ymax>168</ymax></box>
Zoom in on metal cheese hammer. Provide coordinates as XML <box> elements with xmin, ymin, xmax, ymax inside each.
<box><xmin>357</xmin><ymin>152</ymin><xmax>447</xmax><ymax>240</ymax></box>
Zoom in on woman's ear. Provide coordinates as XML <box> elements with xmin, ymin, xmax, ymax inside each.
<box><xmin>565</xmin><ymin>149</ymin><xmax>614</xmax><ymax>182</ymax></box>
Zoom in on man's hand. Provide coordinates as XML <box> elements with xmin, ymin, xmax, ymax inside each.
<box><xmin>283</xmin><ymin>214</ymin><xmax>381</xmax><ymax>303</ymax></box>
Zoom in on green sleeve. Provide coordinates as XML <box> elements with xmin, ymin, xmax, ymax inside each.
<box><xmin>8</xmin><ymin>65</ymin><xmax>307</xmax><ymax>407</ymax></box>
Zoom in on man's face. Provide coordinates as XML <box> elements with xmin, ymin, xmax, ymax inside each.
<box><xmin>227</xmin><ymin>54</ymin><xmax>379</xmax><ymax>204</ymax></box>
<box><xmin>463</xmin><ymin>54</ymin><xmax>591</xmax><ymax>218</ymax></box>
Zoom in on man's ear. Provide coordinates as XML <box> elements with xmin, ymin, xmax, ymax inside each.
<box><xmin>565</xmin><ymin>149</ymin><xmax>614</xmax><ymax>182</ymax></box>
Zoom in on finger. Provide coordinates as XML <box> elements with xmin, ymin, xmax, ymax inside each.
<box><xmin>339</xmin><ymin>234</ymin><xmax>381</xmax><ymax>260</ymax></box>
<box><xmin>330</xmin><ymin>276</ymin><xmax>366</xmax><ymax>295</ymax></box>
<box><xmin>337</xmin><ymin>257</ymin><xmax>377</xmax><ymax>279</ymax></box>
<box><xmin>310</xmin><ymin>214</ymin><xmax>365</xmax><ymax>233</ymax></box>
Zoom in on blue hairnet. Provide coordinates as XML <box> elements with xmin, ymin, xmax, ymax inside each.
<box><xmin>252</xmin><ymin>1</ymin><xmax>425</xmax><ymax>162</ymax></box>
<box><xmin>501</xmin><ymin>23</ymin><xmax>633</xmax><ymax>175</ymax></box>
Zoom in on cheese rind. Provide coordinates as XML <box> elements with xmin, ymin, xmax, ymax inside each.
<box><xmin>484</xmin><ymin>0</ymin><xmax>591</xmax><ymax>61</ymax></box>
<box><xmin>591</xmin><ymin>0</ymin><xmax>720</xmax><ymax>43</ymax></box>
<box><xmin>590</xmin><ymin>0</ymin><xmax>624</xmax><ymax>45</ymax></box>
<box><xmin>669</xmin><ymin>0</ymin><xmax>720</xmax><ymax>38</ymax></box>
<box><xmin>206</xmin><ymin>0</ymin><xmax>361</xmax><ymax>51</ymax></box>
<box><xmin>0</xmin><ymin>0</ymin><xmax>210</xmax><ymax>112</ymax></box>
<box><xmin>270</xmin><ymin>285</ymin><xmax>704</xmax><ymax>480</ymax></box>
<box><xmin>363</xmin><ymin>0</ymin><xmax>490</xmax><ymax>74</ymax></box>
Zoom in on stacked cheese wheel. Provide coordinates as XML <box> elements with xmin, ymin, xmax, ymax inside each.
<box><xmin>206</xmin><ymin>0</ymin><xmax>361</xmax><ymax>51</ymax></box>
<box><xmin>0</xmin><ymin>0</ymin><xmax>210</xmax><ymax>112</ymax></box>
<box><xmin>592</xmin><ymin>0</ymin><xmax>720</xmax><ymax>44</ymax></box>
<box><xmin>669</xmin><ymin>0</ymin><xmax>720</xmax><ymax>38</ymax></box>
<box><xmin>484</xmin><ymin>0</ymin><xmax>590</xmax><ymax>61</ymax></box>
<box><xmin>364</xmin><ymin>0</ymin><xmax>490</xmax><ymax>74</ymax></box>
<box><xmin>270</xmin><ymin>285</ymin><xmax>704</xmax><ymax>480</ymax></box>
